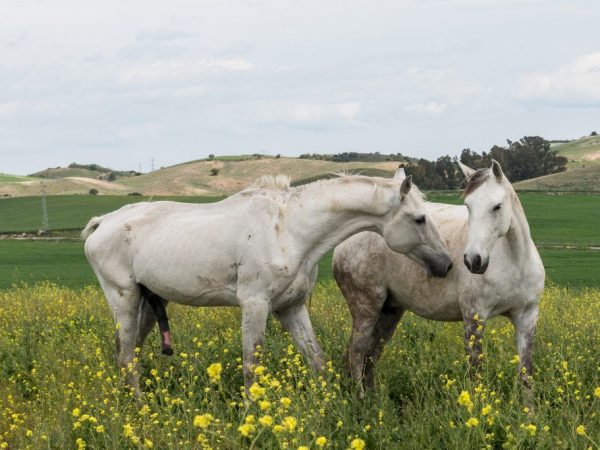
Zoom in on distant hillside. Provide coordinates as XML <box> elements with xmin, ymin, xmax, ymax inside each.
<box><xmin>1</xmin><ymin>157</ymin><xmax>401</xmax><ymax>197</ymax></box>
<box><xmin>552</xmin><ymin>135</ymin><xmax>600</xmax><ymax>162</ymax></box>
<box><xmin>514</xmin><ymin>135</ymin><xmax>600</xmax><ymax>191</ymax></box>
<box><xmin>30</xmin><ymin>163</ymin><xmax>140</xmax><ymax>181</ymax></box>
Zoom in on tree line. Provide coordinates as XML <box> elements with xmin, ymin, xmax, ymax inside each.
<box><xmin>299</xmin><ymin>136</ymin><xmax>568</xmax><ymax>190</ymax></box>
<box><xmin>405</xmin><ymin>136</ymin><xmax>568</xmax><ymax>190</ymax></box>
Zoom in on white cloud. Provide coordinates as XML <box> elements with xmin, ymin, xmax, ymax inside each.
<box><xmin>0</xmin><ymin>102</ymin><xmax>19</xmax><ymax>119</ymax></box>
<box><xmin>120</xmin><ymin>58</ymin><xmax>253</xmax><ymax>84</ymax></box>
<box><xmin>516</xmin><ymin>52</ymin><xmax>600</xmax><ymax>105</ymax></box>
<box><xmin>403</xmin><ymin>101</ymin><xmax>447</xmax><ymax>115</ymax></box>
<box><xmin>258</xmin><ymin>101</ymin><xmax>361</xmax><ymax>124</ymax></box>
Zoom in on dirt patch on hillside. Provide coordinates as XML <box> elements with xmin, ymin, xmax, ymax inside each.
<box><xmin>583</xmin><ymin>152</ymin><xmax>600</xmax><ymax>161</ymax></box>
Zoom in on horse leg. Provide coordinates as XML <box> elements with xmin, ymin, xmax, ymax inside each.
<box><xmin>364</xmin><ymin>301</ymin><xmax>404</xmax><ymax>390</ymax></box>
<box><xmin>274</xmin><ymin>303</ymin><xmax>325</xmax><ymax>372</ymax></box>
<box><xmin>239</xmin><ymin>297</ymin><xmax>270</xmax><ymax>395</ymax></box>
<box><xmin>510</xmin><ymin>304</ymin><xmax>539</xmax><ymax>409</ymax></box>
<box><xmin>140</xmin><ymin>285</ymin><xmax>173</xmax><ymax>355</ymax></box>
<box><xmin>463</xmin><ymin>312</ymin><xmax>486</xmax><ymax>375</ymax></box>
<box><xmin>136</xmin><ymin>296</ymin><xmax>158</xmax><ymax>350</ymax></box>
<box><xmin>346</xmin><ymin>312</ymin><xmax>380</xmax><ymax>398</ymax></box>
<box><xmin>101</xmin><ymin>283</ymin><xmax>143</xmax><ymax>396</ymax></box>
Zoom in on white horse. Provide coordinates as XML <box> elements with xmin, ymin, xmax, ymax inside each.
<box><xmin>82</xmin><ymin>172</ymin><xmax>453</xmax><ymax>394</ymax></box>
<box><xmin>333</xmin><ymin>161</ymin><xmax>544</xmax><ymax>398</ymax></box>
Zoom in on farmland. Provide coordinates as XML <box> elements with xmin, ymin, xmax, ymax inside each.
<box><xmin>0</xmin><ymin>192</ymin><xmax>598</xmax><ymax>289</ymax></box>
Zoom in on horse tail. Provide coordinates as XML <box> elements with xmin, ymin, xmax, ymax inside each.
<box><xmin>81</xmin><ymin>216</ymin><xmax>104</xmax><ymax>240</ymax></box>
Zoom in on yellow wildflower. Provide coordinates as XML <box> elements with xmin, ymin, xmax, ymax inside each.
<box><xmin>524</xmin><ymin>424</ymin><xmax>537</xmax><ymax>436</ymax></box>
<box><xmin>206</xmin><ymin>363</ymin><xmax>222</xmax><ymax>383</ymax></box>
<box><xmin>594</xmin><ymin>387</ymin><xmax>600</xmax><ymax>398</ymax></box>
<box><xmin>123</xmin><ymin>423</ymin><xmax>134</xmax><ymax>438</ymax></box>
<box><xmin>350</xmin><ymin>438</ymin><xmax>366</xmax><ymax>450</ymax></box>
<box><xmin>466</xmin><ymin>417</ymin><xmax>479</xmax><ymax>427</ymax></box>
<box><xmin>280</xmin><ymin>397</ymin><xmax>292</xmax><ymax>407</ymax></box>
<box><xmin>481</xmin><ymin>405</ymin><xmax>492</xmax><ymax>416</ymax></box>
<box><xmin>254</xmin><ymin>365</ymin><xmax>266</xmax><ymax>376</ymax></box>
<box><xmin>193</xmin><ymin>414</ymin><xmax>214</xmax><ymax>429</ymax></box>
<box><xmin>249</xmin><ymin>383</ymin><xmax>265</xmax><ymax>400</ymax></box>
<box><xmin>72</xmin><ymin>408</ymin><xmax>81</xmax><ymax>417</ymax></box>
<box><xmin>259</xmin><ymin>415</ymin><xmax>273</xmax><ymax>426</ymax></box>
<box><xmin>238</xmin><ymin>423</ymin><xmax>255</xmax><ymax>437</ymax></box>
<box><xmin>283</xmin><ymin>416</ymin><xmax>297</xmax><ymax>432</ymax></box>
<box><xmin>95</xmin><ymin>425</ymin><xmax>105</xmax><ymax>433</ymax></box>
<box><xmin>576</xmin><ymin>425</ymin><xmax>585</xmax><ymax>436</ymax></box>
<box><xmin>316</xmin><ymin>436</ymin><xmax>327</xmax><ymax>447</ymax></box>
<box><xmin>260</xmin><ymin>400</ymin><xmax>271</xmax><ymax>410</ymax></box>
<box><xmin>457</xmin><ymin>391</ymin><xmax>474</xmax><ymax>412</ymax></box>
<box><xmin>144</xmin><ymin>439</ymin><xmax>153</xmax><ymax>448</ymax></box>
<box><xmin>75</xmin><ymin>438</ymin><xmax>86</xmax><ymax>450</ymax></box>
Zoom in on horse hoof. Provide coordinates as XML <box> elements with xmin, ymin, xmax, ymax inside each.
<box><xmin>162</xmin><ymin>347</ymin><xmax>173</xmax><ymax>356</ymax></box>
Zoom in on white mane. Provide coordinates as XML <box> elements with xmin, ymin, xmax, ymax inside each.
<box><xmin>249</xmin><ymin>175</ymin><xmax>291</xmax><ymax>191</ymax></box>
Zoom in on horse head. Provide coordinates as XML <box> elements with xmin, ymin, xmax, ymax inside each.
<box><xmin>459</xmin><ymin>160</ymin><xmax>513</xmax><ymax>274</ymax></box>
<box><xmin>381</xmin><ymin>168</ymin><xmax>453</xmax><ymax>278</ymax></box>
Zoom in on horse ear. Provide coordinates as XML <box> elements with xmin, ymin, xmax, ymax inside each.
<box><xmin>491</xmin><ymin>159</ymin><xmax>503</xmax><ymax>181</ymax></box>
<box><xmin>400</xmin><ymin>175</ymin><xmax>412</xmax><ymax>199</ymax></box>
<box><xmin>457</xmin><ymin>161</ymin><xmax>476</xmax><ymax>178</ymax></box>
<box><xmin>393</xmin><ymin>167</ymin><xmax>406</xmax><ymax>182</ymax></box>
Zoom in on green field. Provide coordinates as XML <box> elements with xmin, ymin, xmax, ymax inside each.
<box><xmin>0</xmin><ymin>192</ymin><xmax>598</xmax><ymax>290</ymax></box>
<box><xmin>0</xmin><ymin>242</ymin><xmax>597</xmax><ymax>291</ymax></box>
<box><xmin>0</xmin><ymin>195</ymin><xmax>222</xmax><ymax>233</ymax></box>
<box><xmin>1</xmin><ymin>192</ymin><xmax>599</xmax><ymax>244</ymax></box>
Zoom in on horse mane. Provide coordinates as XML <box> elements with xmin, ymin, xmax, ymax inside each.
<box><xmin>245</xmin><ymin>172</ymin><xmax>425</xmax><ymax>203</ymax></box>
<box><xmin>463</xmin><ymin>168</ymin><xmax>490</xmax><ymax>196</ymax></box>
<box><xmin>250</xmin><ymin>175</ymin><xmax>291</xmax><ymax>191</ymax></box>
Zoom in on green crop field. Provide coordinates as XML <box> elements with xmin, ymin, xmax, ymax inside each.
<box><xmin>0</xmin><ymin>195</ymin><xmax>222</xmax><ymax>233</ymax></box>
<box><xmin>0</xmin><ymin>192</ymin><xmax>598</xmax><ymax>290</ymax></box>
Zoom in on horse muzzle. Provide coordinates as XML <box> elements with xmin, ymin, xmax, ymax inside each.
<box><xmin>463</xmin><ymin>253</ymin><xmax>489</xmax><ymax>274</ymax></box>
<box><xmin>426</xmin><ymin>255</ymin><xmax>453</xmax><ymax>278</ymax></box>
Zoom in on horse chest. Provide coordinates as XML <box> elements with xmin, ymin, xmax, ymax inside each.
<box><xmin>270</xmin><ymin>269</ymin><xmax>315</xmax><ymax>312</ymax></box>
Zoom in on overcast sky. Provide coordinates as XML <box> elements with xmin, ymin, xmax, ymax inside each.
<box><xmin>1</xmin><ymin>0</ymin><xmax>599</xmax><ymax>174</ymax></box>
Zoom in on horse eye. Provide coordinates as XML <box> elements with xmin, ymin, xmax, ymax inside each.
<box><xmin>493</xmin><ymin>204</ymin><xmax>502</xmax><ymax>211</ymax></box>
<box><xmin>415</xmin><ymin>216</ymin><xmax>426</xmax><ymax>224</ymax></box>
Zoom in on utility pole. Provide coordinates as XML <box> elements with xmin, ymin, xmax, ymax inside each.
<box><xmin>151</xmin><ymin>158</ymin><xmax>155</xmax><ymax>172</ymax></box>
<box><xmin>41</xmin><ymin>183</ymin><xmax>49</xmax><ymax>233</ymax></box>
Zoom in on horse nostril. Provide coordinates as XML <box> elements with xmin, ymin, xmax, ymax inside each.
<box><xmin>473</xmin><ymin>254</ymin><xmax>482</xmax><ymax>271</ymax></box>
<box><xmin>463</xmin><ymin>254</ymin><xmax>471</xmax><ymax>270</ymax></box>
<box><xmin>447</xmin><ymin>262</ymin><xmax>453</xmax><ymax>273</ymax></box>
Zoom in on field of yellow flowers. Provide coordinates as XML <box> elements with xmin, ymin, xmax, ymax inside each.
<box><xmin>0</xmin><ymin>281</ymin><xmax>598</xmax><ymax>449</ymax></box>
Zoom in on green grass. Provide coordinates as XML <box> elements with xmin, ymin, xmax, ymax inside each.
<box><xmin>0</xmin><ymin>283</ymin><xmax>597</xmax><ymax>449</ymax></box>
<box><xmin>428</xmin><ymin>192</ymin><xmax>600</xmax><ymax>246</ymax></box>
<box><xmin>0</xmin><ymin>173</ymin><xmax>39</xmax><ymax>183</ymax></box>
<box><xmin>0</xmin><ymin>241</ymin><xmax>596</xmax><ymax>291</ymax></box>
<box><xmin>0</xmin><ymin>192</ymin><xmax>597</xmax><ymax>290</ymax></box>
<box><xmin>0</xmin><ymin>195</ymin><xmax>222</xmax><ymax>233</ymax></box>
<box><xmin>0</xmin><ymin>241</ymin><xmax>94</xmax><ymax>290</ymax></box>
<box><xmin>553</xmin><ymin>135</ymin><xmax>600</xmax><ymax>161</ymax></box>
<box><xmin>2</xmin><ymin>192</ymin><xmax>598</xmax><ymax>245</ymax></box>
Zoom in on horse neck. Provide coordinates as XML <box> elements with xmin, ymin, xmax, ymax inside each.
<box><xmin>505</xmin><ymin>185</ymin><xmax>535</xmax><ymax>258</ymax></box>
<box><xmin>288</xmin><ymin>179</ymin><xmax>395</xmax><ymax>268</ymax></box>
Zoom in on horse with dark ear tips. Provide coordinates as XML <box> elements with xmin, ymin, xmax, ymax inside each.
<box><xmin>334</xmin><ymin>160</ymin><xmax>544</xmax><ymax>404</ymax></box>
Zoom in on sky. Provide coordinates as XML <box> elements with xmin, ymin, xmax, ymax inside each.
<box><xmin>1</xmin><ymin>0</ymin><xmax>600</xmax><ymax>175</ymax></box>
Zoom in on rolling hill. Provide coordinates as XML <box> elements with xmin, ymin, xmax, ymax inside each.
<box><xmin>514</xmin><ymin>135</ymin><xmax>600</xmax><ymax>192</ymax></box>
<box><xmin>0</xmin><ymin>157</ymin><xmax>401</xmax><ymax>197</ymax></box>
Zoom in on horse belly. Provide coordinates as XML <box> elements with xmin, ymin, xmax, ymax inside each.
<box><xmin>391</xmin><ymin>279</ymin><xmax>463</xmax><ymax>322</ymax></box>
